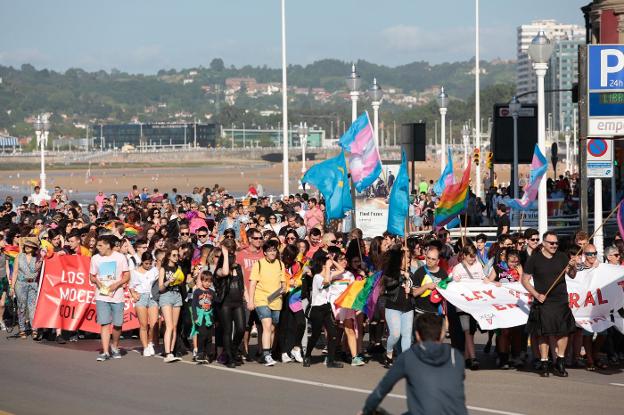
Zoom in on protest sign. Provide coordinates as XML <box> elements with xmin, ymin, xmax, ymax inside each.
<box><xmin>33</xmin><ymin>255</ymin><xmax>139</xmax><ymax>333</ymax></box>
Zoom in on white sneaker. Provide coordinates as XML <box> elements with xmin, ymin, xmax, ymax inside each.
<box><xmin>147</xmin><ymin>343</ymin><xmax>155</xmax><ymax>356</ymax></box>
<box><xmin>291</xmin><ymin>348</ymin><xmax>303</xmax><ymax>363</ymax></box>
<box><xmin>143</xmin><ymin>347</ymin><xmax>152</xmax><ymax>357</ymax></box>
<box><xmin>281</xmin><ymin>352</ymin><xmax>293</xmax><ymax>363</ymax></box>
<box><xmin>0</xmin><ymin>321</ymin><xmax>7</xmax><ymax>331</ymax></box>
<box><xmin>264</xmin><ymin>354</ymin><xmax>276</xmax><ymax>366</ymax></box>
<box><xmin>164</xmin><ymin>353</ymin><xmax>177</xmax><ymax>363</ymax></box>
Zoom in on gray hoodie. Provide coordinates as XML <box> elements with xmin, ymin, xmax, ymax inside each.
<box><xmin>363</xmin><ymin>342</ymin><xmax>467</xmax><ymax>415</ymax></box>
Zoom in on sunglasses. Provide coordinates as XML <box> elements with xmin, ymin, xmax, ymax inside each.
<box><xmin>584</xmin><ymin>252</ymin><xmax>597</xmax><ymax>256</ymax></box>
<box><xmin>612</xmin><ymin>253</ymin><xmax>621</xmax><ymax>257</ymax></box>
<box><xmin>530</xmin><ymin>238</ymin><xmax>540</xmax><ymax>242</ymax></box>
<box><xmin>329</xmin><ymin>240</ymin><xmax>337</xmax><ymax>244</ymax></box>
<box><xmin>269</xmin><ymin>217</ymin><xmax>276</xmax><ymax>220</ymax></box>
<box><xmin>198</xmin><ymin>234</ymin><xmax>208</xmax><ymax>238</ymax></box>
<box><xmin>250</xmin><ymin>236</ymin><xmax>262</xmax><ymax>240</ymax></box>
<box><xmin>544</xmin><ymin>240</ymin><xmax>559</xmax><ymax>246</ymax></box>
<box><xmin>224</xmin><ymin>235</ymin><xmax>234</xmax><ymax>239</ymax></box>
<box><xmin>180</xmin><ymin>232</ymin><xmax>190</xmax><ymax>236</ymax></box>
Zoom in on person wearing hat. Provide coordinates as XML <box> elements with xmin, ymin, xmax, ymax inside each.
<box><xmin>10</xmin><ymin>238</ymin><xmax>43</xmax><ymax>339</ymax></box>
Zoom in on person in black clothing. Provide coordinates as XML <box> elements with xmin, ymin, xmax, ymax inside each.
<box><xmin>522</xmin><ymin>231</ymin><xmax>577</xmax><ymax>377</ymax></box>
<box><xmin>360</xmin><ymin>313</ymin><xmax>468</xmax><ymax>415</ymax></box>
<box><xmin>214</xmin><ymin>238</ymin><xmax>246</xmax><ymax>368</ymax></box>
<box><xmin>255</xmin><ymin>197</ymin><xmax>274</xmax><ymax>220</ymax></box>
<box><xmin>412</xmin><ymin>246</ymin><xmax>448</xmax><ymax>315</ymax></box>
<box><xmin>496</xmin><ymin>203</ymin><xmax>510</xmax><ymax>236</ymax></box>
<box><xmin>191</xmin><ymin>271</ymin><xmax>215</xmax><ymax>364</ymax></box>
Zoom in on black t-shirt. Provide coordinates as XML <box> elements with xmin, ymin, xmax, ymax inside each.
<box><xmin>222</xmin><ymin>263</ymin><xmax>244</xmax><ymax>306</ymax></box>
<box><xmin>384</xmin><ymin>273</ymin><xmax>415</xmax><ymax>312</ymax></box>
<box><xmin>524</xmin><ymin>249</ymin><xmax>569</xmax><ymax>301</ymax></box>
<box><xmin>412</xmin><ymin>266</ymin><xmax>448</xmax><ymax>313</ymax></box>
<box><xmin>497</xmin><ymin>214</ymin><xmax>510</xmax><ymax>236</ymax></box>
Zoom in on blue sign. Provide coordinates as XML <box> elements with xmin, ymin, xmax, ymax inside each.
<box><xmin>588</xmin><ymin>92</ymin><xmax>624</xmax><ymax>116</ymax></box>
<box><xmin>589</xmin><ymin>45</ymin><xmax>624</xmax><ymax>91</ymax></box>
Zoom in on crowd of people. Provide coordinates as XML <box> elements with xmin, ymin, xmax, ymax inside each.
<box><xmin>0</xmin><ymin>182</ymin><xmax>623</xmax><ymax>382</ymax></box>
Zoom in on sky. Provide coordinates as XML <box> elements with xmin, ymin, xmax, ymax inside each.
<box><xmin>0</xmin><ymin>0</ymin><xmax>588</xmax><ymax>74</ymax></box>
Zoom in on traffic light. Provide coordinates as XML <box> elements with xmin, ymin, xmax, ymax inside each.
<box><xmin>485</xmin><ymin>151</ymin><xmax>493</xmax><ymax>169</ymax></box>
<box><xmin>473</xmin><ymin>148</ymin><xmax>480</xmax><ymax>166</ymax></box>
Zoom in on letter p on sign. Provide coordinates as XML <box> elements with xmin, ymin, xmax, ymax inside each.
<box><xmin>601</xmin><ymin>49</ymin><xmax>624</xmax><ymax>87</ymax></box>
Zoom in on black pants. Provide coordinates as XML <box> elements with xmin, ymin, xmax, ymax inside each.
<box><xmin>278</xmin><ymin>302</ymin><xmax>305</xmax><ymax>354</ymax></box>
<box><xmin>219</xmin><ymin>304</ymin><xmax>245</xmax><ymax>360</ymax></box>
<box><xmin>196</xmin><ymin>325</ymin><xmax>215</xmax><ymax>357</ymax></box>
<box><xmin>305</xmin><ymin>303</ymin><xmax>337</xmax><ymax>361</ymax></box>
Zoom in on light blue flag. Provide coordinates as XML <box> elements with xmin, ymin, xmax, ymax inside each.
<box><xmin>433</xmin><ymin>148</ymin><xmax>454</xmax><ymax>196</ymax></box>
<box><xmin>387</xmin><ymin>150</ymin><xmax>410</xmax><ymax>236</ymax></box>
<box><xmin>302</xmin><ymin>151</ymin><xmax>353</xmax><ymax>221</ymax></box>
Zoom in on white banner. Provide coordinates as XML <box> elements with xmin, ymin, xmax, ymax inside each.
<box><xmin>439</xmin><ymin>264</ymin><xmax>624</xmax><ymax>332</ymax></box>
<box><xmin>565</xmin><ymin>264</ymin><xmax>624</xmax><ymax>333</ymax></box>
<box><xmin>439</xmin><ymin>280</ymin><xmax>532</xmax><ymax>330</ymax></box>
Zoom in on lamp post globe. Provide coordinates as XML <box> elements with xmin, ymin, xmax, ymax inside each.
<box><xmin>346</xmin><ymin>64</ymin><xmax>361</xmax><ymax>122</ymax></box>
<box><xmin>369</xmin><ymin>77</ymin><xmax>383</xmax><ymax>148</ymax></box>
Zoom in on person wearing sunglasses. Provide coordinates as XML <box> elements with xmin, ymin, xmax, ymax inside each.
<box><xmin>236</xmin><ymin>228</ymin><xmax>265</xmax><ymax>360</ymax></box>
<box><xmin>217</xmin><ymin>207</ymin><xmax>241</xmax><ymax>241</ymax></box>
<box><xmin>605</xmin><ymin>245</ymin><xmax>622</xmax><ymax>265</ymax></box>
<box><xmin>129</xmin><ymin>252</ymin><xmax>159</xmax><ymax>356</ymax></box>
<box><xmin>523</xmin><ymin>228</ymin><xmax>540</xmax><ymax>264</ymax></box>
<box><xmin>522</xmin><ymin>231</ymin><xmax>577</xmax><ymax>377</ymax></box>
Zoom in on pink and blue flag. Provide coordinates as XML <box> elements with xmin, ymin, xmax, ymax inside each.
<box><xmin>505</xmin><ymin>144</ymin><xmax>547</xmax><ymax>211</ymax></box>
<box><xmin>433</xmin><ymin>148</ymin><xmax>454</xmax><ymax>196</ymax></box>
<box><xmin>339</xmin><ymin>112</ymin><xmax>382</xmax><ymax>192</ymax></box>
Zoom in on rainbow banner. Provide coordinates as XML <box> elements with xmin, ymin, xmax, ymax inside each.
<box><xmin>334</xmin><ymin>271</ymin><xmax>382</xmax><ymax>319</ymax></box>
<box><xmin>433</xmin><ymin>159</ymin><xmax>472</xmax><ymax>228</ymax></box>
<box><xmin>124</xmin><ymin>224</ymin><xmax>142</xmax><ymax>237</ymax></box>
<box><xmin>339</xmin><ymin>112</ymin><xmax>382</xmax><ymax>192</ymax></box>
<box><xmin>3</xmin><ymin>244</ymin><xmax>19</xmax><ymax>260</ymax></box>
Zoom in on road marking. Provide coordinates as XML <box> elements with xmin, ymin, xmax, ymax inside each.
<box><xmin>609</xmin><ymin>382</ymin><xmax>624</xmax><ymax>387</ymax></box>
<box><xmin>134</xmin><ymin>350</ymin><xmax>525</xmax><ymax>415</ymax></box>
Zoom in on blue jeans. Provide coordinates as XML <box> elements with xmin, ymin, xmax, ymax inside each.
<box><xmin>15</xmin><ymin>281</ymin><xmax>38</xmax><ymax>332</ymax></box>
<box><xmin>385</xmin><ymin>308</ymin><xmax>414</xmax><ymax>354</ymax></box>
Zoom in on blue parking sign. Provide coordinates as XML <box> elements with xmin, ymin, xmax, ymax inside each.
<box><xmin>589</xmin><ymin>45</ymin><xmax>624</xmax><ymax>91</ymax></box>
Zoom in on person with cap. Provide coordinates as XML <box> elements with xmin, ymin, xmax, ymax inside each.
<box><xmin>10</xmin><ymin>238</ymin><xmax>43</xmax><ymax>340</ymax></box>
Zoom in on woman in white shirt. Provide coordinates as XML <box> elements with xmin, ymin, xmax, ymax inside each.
<box><xmin>449</xmin><ymin>245</ymin><xmax>485</xmax><ymax>370</ymax></box>
<box><xmin>129</xmin><ymin>252</ymin><xmax>160</xmax><ymax>356</ymax></box>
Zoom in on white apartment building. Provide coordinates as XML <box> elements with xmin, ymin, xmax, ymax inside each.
<box><xmin>516</xmin><ymin>20</ymin><xmax>584</xmax><ymax>100</ymax></box>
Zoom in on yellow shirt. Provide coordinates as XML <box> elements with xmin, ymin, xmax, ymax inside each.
<box><xmin>250</xmin><ymin>258</ymin><xmax>286</xmax><ymax>310</ymax></box>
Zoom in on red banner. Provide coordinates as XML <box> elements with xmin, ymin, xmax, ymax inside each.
<box><xmin>33</xmin><ymin>255</ymin><xmax>140</xmax><ymax>333</ymax></box>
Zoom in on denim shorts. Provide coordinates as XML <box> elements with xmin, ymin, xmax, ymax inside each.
<box><xmin>96</xmin><ymin>300</ymin><xmax>124</xmax><ymax>327</ymax></box>
<box><xmin>159</xmin><ymin>290</ymin><xmax>182</xmax><ymax>308</ymax></box>
<box><xmin>255</xmin><ymin>305</ymin><xmax>280</xmax><ymax>325</ymax></box>
<box><xmin>135</xmin><ymin>293</ymin><xmax>158</xmax><ymax>308</ymax></box>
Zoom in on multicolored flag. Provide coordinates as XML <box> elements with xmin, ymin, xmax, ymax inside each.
<box><xmin>433</xmin><ymin>148</ymin><xmax>455</xmax><ymax>196</ymax></box>
<box><xmin>387</xmin><ymin>150</ymin><xmax>410</xmax><ymax>236</ymax></box>
<box><xmin>433</xmin><ymin>159</ymin><xmax>472</xmax><ymax>228</ymax></box>
<box><xmin>505</xmin><ymin>144</ymin><xmax>547</xmax><ymax>211</ymax></box>
<box><xmin>334</xmin><ymin>271</ymin><xmax>383</xmax><ymax>319</ymax></box>
<box><xmin>339</xmin><ymin>112</ymin><xmax>382</xmax><ymax>192</ymax></box>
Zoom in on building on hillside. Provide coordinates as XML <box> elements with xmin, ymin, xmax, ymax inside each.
<box><xmin>92</xmin><ymin>122</ymin><xmax>218</xmax><ymax>150</ymax></box>
<box><xmin>516</xmin><ymin>20</ymin><xmax>584</xmax><ymax>100</ymax></box>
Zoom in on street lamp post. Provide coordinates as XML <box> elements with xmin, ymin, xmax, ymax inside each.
<box><xmin>437</xmin><ymin>87</ymin><xmax>448</xmax><ymax>172</ymax></box>
<box><xmin>369</xmin><ymin>78</ymin><xmax>383</xmax><ymax>148</ymax></box>
<box><xmin>564</xmin><ymin>126</ymin><xmax>571</xmax><ymax>173</ymax></box>
<box><xmin>509</xmin><ymin>96</ymin><xmax>522</xmax><ymax>200</ymax></box>
<box><xmin>34</xmin><ymin>114</ymin><xmax>50</xmax><ymax>197</ymax></box>
<box><xmin>298</xmin><ymin>122</ymin><xmax>308</xmax><ymax>173</ymax></box>
<box><xmin>528</xmin><ymin>30</ymin><xmax>554</xmax><ymax>240</ymax></box>
<box><xmin>461</xmin><ymin>123</ymin><xmax>470</xmax><ymax>168</ymax></box>
<box><xmin>280</xmin><ymin>0</ymin><xmax>289</xmax><ymax>197</ymax></box>
<box><xmin>346</xmin><ymin>64</ymin><xmax>361</xmax><ymax>123</ymax></box>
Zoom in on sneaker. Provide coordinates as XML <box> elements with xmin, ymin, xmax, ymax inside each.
<box><xmin>264</xmin><ymin>354</ymin><xmax>277</xmax><ymax>367</ymax></box>
<box><xmin>351</xmin><ymin>356</ymin><xmax>365</xmax><ymax>366</ymax></box>
<box><xmin>281</xmin><ymin>352</ymin><xmax>293</xmax><ymax>363</ymax></box>
<box><xmin>96</xmin><ymin>353</ymin><xmax>111</xmax><ymax>362</ymax></box>
<box><xmin>147</xmin><ymin>343</ymin><xmax>155</xmax><ymax>356</ymax></box>
<box><xmin>143</xmin><ymin>348</ymin><xmax>152</xmax><ymax>357</ymax></box>
<box><xmin>326</xmin><ymin>360</ymin><xmax>344</xmax><ymax>368</ymax></box>
<box><xmin>192</xmin><ymin>349</ymin><xmax>198</xmax><ymax>362</ymax></box>
<box><xmin>0</xmin><ymin>321</ymin><xmax>6</xmax><ymax>331</ymax></box>
<box><xmin>55</xmin><ymin>335</ymin><xmax>66</xmax><ymax>345</ymax></box>
<box><xmin>164</xmin><ymin>353</ymin><xmax>177</xmax><ymax>363</ymax></box>
<box><xmin>69</xmin><ymin>334</ymin><xmax>79</xmax><ymax>342</ymax></box>
<box><xmin>291</xmin><ymin>348</ymin><xmax>304</xmax><ymax>363</ymax></box>
<box><xmin>111</xmin><ymin>348</ymin><xmax>122</xmax><ymax>359</ymax></box>
<box><xmin>321</xmin><ymin>346</ymin><xmax>328</xmax><ymax>355</ymax></box>
<box><xmin>303</xmin><ymin>356</ymin><xmax>311</xmax><ymax>367</ymax></box>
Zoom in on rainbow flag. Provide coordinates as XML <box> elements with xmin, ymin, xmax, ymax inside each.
<box><xmin>288</xmin><ymin>288</ymin><xmax>303</xmax><ymax>313</ymax></box>
<box><xmin>3</xmin><ymin>244</ymin><xmax>19</xmax><ymax>260</ymax></box>
<box><xmin>339</xmin><ymin>112</ymin><xmax>382</xmax><ymax>192</ymax></box>
<box><xmin>124</xmin><ymin>224</ymin><xmax>142</xmax><ymax>237</ymax></box>
<box><xmin>433</xmin><ymin>159</ymin><xmax>472</xmax><ymax>228</ymax></box>
<box><xmin>334</xmin><ymin>271</ymin><xmax>382</xmax><ymax>319</ymax></box>
<box><xmin>505</xmin><ymin>144</ymin><xmax>547</xmax><ymax>211</ymax></box>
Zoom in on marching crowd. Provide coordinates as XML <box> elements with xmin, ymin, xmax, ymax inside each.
<box><xmin>1</xmin><ymin>182</ymin><xmax>623</xmax><ymax>381</ymax></box>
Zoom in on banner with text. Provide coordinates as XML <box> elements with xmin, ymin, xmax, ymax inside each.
<box><xmin>565</xmin><ymin>264</ymin><xmax>624</xmax><ymax>333</ymax></box>
<box><xmin>438</xmin><ymin>280</ymin><xmax>532</xmax><ymax>330</ymax></box>
<box><xmin>32</xmin><ymin>255</ymin><xmax>139</xmax><ymax>333</ymax></box>
<box><xmin>439</xmin><ymin>264</ymin><xmax>624</xmax><ymax>332</ymax></box>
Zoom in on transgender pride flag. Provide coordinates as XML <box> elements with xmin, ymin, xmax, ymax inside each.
<box><xmin>339</xmin><ymin>112</ymin><xmax>382</xmax><ymax>192</ymax></box>
<box><xmin>505</xmin><ymin>144</ymin><xmax>548</xmax><ymax>211</ymax></box>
